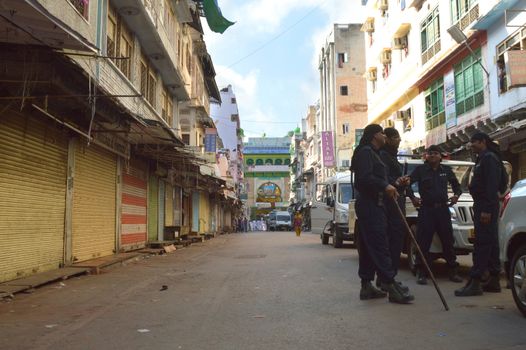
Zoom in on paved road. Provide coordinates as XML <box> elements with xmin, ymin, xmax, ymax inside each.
<box><xmin>1</xmin><ymin>231</ymin><xmax>525</xmax><ymax>350</ymax></box>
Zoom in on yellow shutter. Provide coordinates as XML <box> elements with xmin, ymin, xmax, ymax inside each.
<box><xmin>72</xmin><ymin>142</ymin><xmax>117</xmax><ymax>262</ymax></box>
<box><xmin>0</xmin><ymin>110</ymin><xmax>67</xmax><ymax>282</ymax></box>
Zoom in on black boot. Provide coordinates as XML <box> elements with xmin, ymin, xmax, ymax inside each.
<box><xmin>381</xmin><ymin>282</ymin><xmax>415</xmax><ymax>304</ymax></box>
<box><xmin>455</xmin><ymin>278</ymin><xmax>483</xmax><ymax>297</ymax></box>
<box><xmin>360</xmin><ymin>281</ymin><xmax>387</xmax><ymax>300</ymax></box>
<box><xmin>416</xmin><ymin>269</ymin><xmax>428</xmax><ymax>285</ymax></box>
<box><xmin>448</xmin><ymin>266</ymin><xmax>463</xmax><ymax>283</ymax></box>
<box><xmin>481</xmin><ymin>275</ymin><xmax>501</xmax><ymax>293</ymax></box>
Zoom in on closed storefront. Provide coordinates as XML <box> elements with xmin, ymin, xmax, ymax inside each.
<box><xmin>165</xmin><ymin>183</ymin><xmax>174</xmax><ymax>227</ymax></box>
<box><xmin>72</xmin><ymin>142</ymin><xmax>117</xmax><ymax>262</ymax></box>
<box><xmin>148</xmin><ymin>175</ymin><xmax>159</xmax><ymax>242</ymax></box>
<box><xmin>199</xmin><ymin>192</ymin><xmax>209</xmax><ymax>234</ymax></box>
<box><xmin>519</xmin><ymin>152</ymin><xmax>526</xmax><ymax>180</ymax></box>
<box><xmin>121</xmin><ymin>160</ymin><xmax>148</xmax><ymax>251</ymax></box>
<box><xmin>192</xmin><ymin>192</ymin><xmax>200</xmax><ymax>233</ymax></box>
<box><xmin>0</xmin><ymin>111</ymin><xmax>68</xmax><ymax>282</ymax></box>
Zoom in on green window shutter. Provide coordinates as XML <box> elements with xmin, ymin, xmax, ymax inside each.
<box><xmin>455</xmin><ymin>72</ymin><xmax>465</xmax><ymax>101</ymax></box>
<box><xmin>438</xmin><ymin>86</ymin><xmax>444</xmax><ymax>112</ymax></box>
<box><xmin>474</xmin><ymin>62</ymin><xmax>484</xmax><ymax>91</ymax></box>
<box><xmin>421</xmin><ymin>29</ymin><xmax>427</xmax><ymax>52</ymax></box>
<box><xmin>464</xmin><ymin>66</ymin><xmax>474</xmax><ymax>97</ymax></box>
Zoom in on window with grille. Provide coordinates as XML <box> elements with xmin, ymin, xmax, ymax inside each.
<box><xmin>420</xmin><ymin>7</ymin><xmax>440</xmax><ymax>63</ymax></box>
<box><xmin>107</xmin><ymin>4</ymin><xmax>133</xmax><ymax>80</ymax></box>
<box><xmin>69</xmin><ymin>0</ymin><xmax>89</xmax><ymax>19</ymax></box>
<box><xmin>340</xmin><ymin>86</ymin><xmax>348</xmax><ymax>96</ymax></box>
<box><xmin>496</xmin><ymin>28</ymin><xmax>526</xmax><ymax>94</ymax></box>
<box><xmin>454</xmin><ymin>49</ymin><xmax>484</xmax><ymax>116</ymax></box>
<box><xmin>451</xmin><ymin>0</ymin><xmax>478</xmax><ymax>30</ymax></box>
<box><xmin>424</xmin><ymin>78</ymin><xmax>445</xmax><ymax>131</ymax></box>
<box><xmin>140</xmin><ymin>55</ymin><xmax>157</xmax><ymax>107</ymax></box>
<box><xmin>161</xmin><ymin>89</ymin><xmax>173</xmax><ymax>126</ymax></box>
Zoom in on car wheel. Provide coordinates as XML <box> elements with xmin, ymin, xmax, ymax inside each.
<box><xmin>407</xmin><ymin>224</ymin><xmax>418</xmax><ymax>275</ymax></box>
<box><xmin>332</xmin><ymin>228</ymin><xmax>343</xmax><ymax>248</ymax></box>
<box><xmin>510</xmin><ymin>244</ymin><xmax>526</xmax><ymax>317</ymax></box>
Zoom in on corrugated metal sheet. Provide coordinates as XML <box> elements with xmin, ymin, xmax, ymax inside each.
<box><xmin>165</xmin><ymin>183</ymin><xmax>174</xmax><ymax>226</ymax></box>
<box><xmin>158</xmin><ymin>180</ymin><xmax>165</xmax><ymax>240</ymax></box>
<box><xmin>121</xmin><ymin>160</ymin><xmax>147</xmax><ymax>251</ymax></box>
<box><xmin>72</xmin><ymin>143</ymin><xmax>116</xmax><ymax>262</ymax></box>
<box><xmin>199</xmin><ymin>192</ymin><xmax>209</xmax><ymax>234</ymax></box>
<box><xmin>148</xmin><ymin>175</ymin><xmax>158</xmax><ymax>241</ymax></box>
<box><xmin>520</xmin><ymin>152</ymin><xmax>526</xmax><ymax>180</ymax></box>
<box><xmin>0</xmin><ymin>110</ymin><xmax>67</xmax><ymax>282</ymax></box>
<box><xmin>192</xmin><ymin>192</ymin><xmax>200</xmax><ymax>233</ymax></box>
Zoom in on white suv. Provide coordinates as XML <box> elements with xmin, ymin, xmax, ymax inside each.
<box><xmin>499</xmin><ymin>179</ymin><xmax>526</xmax><ymax>317</ymax></box>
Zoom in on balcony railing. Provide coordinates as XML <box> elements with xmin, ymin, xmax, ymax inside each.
<box><xmin>457</xmin><ymin>4</ymin><xmax>479</xmax><ymax>31</ymax></box>
<box><xmin>421</xmin><ymin>40</ymin><xmax>441</xmax><ymax>65</ymax></box>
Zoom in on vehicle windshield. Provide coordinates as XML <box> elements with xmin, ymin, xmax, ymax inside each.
<box><xmin>406</xmin><ymin>163</ymin><xmax>473</xmax><ymax>194</ymax></box>
<box><xmin>277</xmin><ymin>215</ymin><xmax>290</xmax><ymax>221</ymax></box>
<box><xmin>338</xmin><ymin>183</ymin><xmax>353</xmax><ymax>204</ymax></box>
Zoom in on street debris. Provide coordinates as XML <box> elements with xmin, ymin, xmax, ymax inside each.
<box><xmin>137</xmin><ymin>329</ymin><xmax>150</xmax><ymax>333</ymax></box>
<box><xmin>160</xmin><ymin>285</ymin><xmax>168</xmax><ymax>291</ymax></box>
<box><xmin>45</xmin><ymin>324</ymin><xmax>58</xmax><ymax>329</ymax></box>
<box><xmin>491</xmin><ymin>305</ymin><xmax>505</xmax><ymax>310</ymax></box>
<box><xmin>252</xmin><ymin>315</ymin><xmax>266</xmax><ymax>319</ymax></box>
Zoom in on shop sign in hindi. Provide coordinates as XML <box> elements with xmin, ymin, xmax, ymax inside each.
<box><xmin>321</xmin><ymin>131</ymin><xmax>335</xmax><ymax>167</ymax></box>
<box><xmin>444</xmin><ymin>71</ymin><xmax>457</xmax><ymax>129</ymax></box>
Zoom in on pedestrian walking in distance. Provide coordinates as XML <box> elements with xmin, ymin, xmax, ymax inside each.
<box><xmin>408</xmin><ymin>145</ymin><xmax>463</xmax><ymax>285</ymax></box>
<box><xmin>455</xmin><ymin>132</ymin><xmax>505</xmax><ymax>297</ymax></box>
<box><xmin>293</xmin><ymin>211</ymin><xmax>302</xmax><ymax>237</ymax></box>
<box><xmin>351</xmin><ymin>124</ymin><xmax>414</xmax><ymax>304</ymax></box>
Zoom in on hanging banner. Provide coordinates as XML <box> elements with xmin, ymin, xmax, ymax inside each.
<box><xmin>444</xmin><ymin>71</ymin><xmax>457</xmax><ymax>129</ymax></box>
<box><xmin>321</xmin><ymin>131</ymin><xmax>335</xmax><ymax>167</ymax></box>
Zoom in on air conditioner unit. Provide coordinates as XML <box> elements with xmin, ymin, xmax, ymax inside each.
<box><xmin>378</xmin><ymin>0</ymin><xmax>389</xmax><ymax>11</ymax></box>
<box><xmin>384</xmin><ymin>119</ymin><xmax>395</xmax><ymax>128</ymax></box>
<box><xmin>363</xmin><ymin>21</ymin><xmax>375</xmax><ymax>33</ymax></box>
<box><xmin>366</xmin><ymin>69</ymin><xmax>377</xmax><ymax>81</ymax></box>
<box><xmin>393</xmin><ymin>36</ymin><xmax>408</xmax><ymax>49</ymax></box>
<box><xmin>381</xmin><ymin>50</ymin><xmax>392</xmax><ymax>64</ymax></box>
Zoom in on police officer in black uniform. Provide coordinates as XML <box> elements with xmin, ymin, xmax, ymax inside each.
<box><xmin>351</xmin><ymin>124</ymin><xmax>414</xmax><ymax>304</ymax></box>
<box><xmin>408</xmin><ymin>145</ymin><xmax>463</xmax><ymax>285</ymax></box>
<box><xmin>455</xmin><ymin>132</ymin><xmax>503</xmax><ymax>296</ymax></box>
<box><xmin>379</xmin><ymin>127</ymin><xmax>409</xmax><ymax>277</ymax></box>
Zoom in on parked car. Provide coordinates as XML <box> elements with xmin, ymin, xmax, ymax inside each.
<box><xmin>499</xmin><ymin>178</ymin><xmax>526</xmax><ymax>317</ymax></box>
<box><xmin>311</xmin><ymin>171</ymin><xmax>354</xmax><ymax>248</ymax></box>
<box><xmin>268</xmin><ymin>210</ymin><xmax>292</xmax><ymax>231</ymax></box>
<box><xmin>352</xmin><ymin>158</ymin><xmax>476</xmax><ymax>273</ymax></box>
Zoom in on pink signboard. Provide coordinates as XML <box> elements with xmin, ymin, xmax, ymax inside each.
<box><xmin>321</xmin><ymin>131</ymin><xmax>335</xmax><ymax>167</ymax></box>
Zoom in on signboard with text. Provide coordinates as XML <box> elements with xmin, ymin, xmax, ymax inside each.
<box><xmin>321</xmin><ymin>131</ymin><xmax>335</xmax><ymax>167</ymax></box>
<box><xmin>444</xmin><ymin>71</ymin><xmax>457</xmax><ymax>129</ymax></box>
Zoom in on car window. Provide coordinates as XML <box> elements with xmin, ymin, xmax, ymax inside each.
<box><xmin>277</xmin><ymin>215</ymin><xmax>290</xmax><ymax>221</ymax></box>
<box><xmin>338</xmin><ymin>183</ymin><xmax>353</xmax><ymax>204</ymax></box>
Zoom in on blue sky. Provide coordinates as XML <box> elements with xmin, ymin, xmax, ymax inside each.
<box><xmin>203</xmin><ymin>0</ymin><xmax>366</xmax><ymax>139</ymax></box>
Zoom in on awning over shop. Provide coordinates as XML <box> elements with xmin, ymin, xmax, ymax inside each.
<box><xmin>473</xmin><ymin>0</ymin><xmax>521</xmax><ymax>30</ymax></box>
<box><xmin>201</xmin><ymin>0</ymin><xmax>234</xmax><ymax>34</ymax></box>
<box><xmin>0</xmin><ymin>0</ymin><xmax>98</xmax><ymax>52</ymax></box>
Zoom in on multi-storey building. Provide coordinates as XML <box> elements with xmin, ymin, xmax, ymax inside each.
<box><xmin>319</xmin><ymin>23</ymin><xmax>368</xmax><ymax>181</ymax></box>
<box><xmin>243</xmin><ymin>137</ymin><xmax>291</xmax><ymax>219</ymax></box>
<box><xmin>0</xmin><ymin>0</ymin><xmax>235</xmax><ymax>283</ymax></box>
<box><xmin>362</xmin><ymin>0</ymin><xmax>526</xmax><ymax>181</ymax></box>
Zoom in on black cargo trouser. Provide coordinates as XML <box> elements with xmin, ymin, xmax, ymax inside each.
<box><xmin>356</xmin><ymin>195</ymin><xmax>396</xmax><ymax>284</ymax></box>
<box><xmin>415</xmin><ymin>205</ymin><xmax>458</xmax><ymax>270</ymax></box>
<box><xmin>470</xmin><ymin>203</ymin><xmax>500</xmax><ymax>279</ymax></box>
<box><xmin>385</xmin><ymin>196</ymin><xmax>406</xmax><ymax>274</ymax></box>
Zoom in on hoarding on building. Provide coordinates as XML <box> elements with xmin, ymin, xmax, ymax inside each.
<box><xmin>444</xmin><ymin>71</ymin><xmax>457</xmax><ymax>129</ymax></box>
<box><xmin>505</xmin><ymin>50</ymin><xmax>526</xmax><ymax>88</ymax></box>
<box><xmin>321</xmin><ymin>131</ymin><xmax>335</xmax><ymax>167</ymax></box>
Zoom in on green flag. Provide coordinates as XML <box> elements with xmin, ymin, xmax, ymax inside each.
<box><xmin>203</xmin><ymin>0</ymin><xmax>235</xmax><ymax>34</ymax></box>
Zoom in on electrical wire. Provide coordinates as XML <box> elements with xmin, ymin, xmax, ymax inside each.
<box><xmin>226</xmin><ymin>0</ymin><xmax>327</xmax><ymax>68</ymax></box>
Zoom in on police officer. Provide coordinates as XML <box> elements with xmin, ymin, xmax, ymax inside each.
<box><xmin>351</xmin><ymin>124</ymin><xmax>414</xmax><ymax>304</ymax></box>
<box><xmin>455</xmin><ymin>132</ymin><xmax>502</xmax><ymax>297</ymax></box>
<box><xmin>408</xmin><ymin>145</ymin><xmax>463</xmax><ymax>285</ymax></box>
<box><xmin>379</xmin><ymin>128</ymin><xmax>409</xmax><ymax>277</ymax></box>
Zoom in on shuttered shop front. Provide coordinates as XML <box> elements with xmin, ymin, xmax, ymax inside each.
<box><xmin>121</xmin><ymin>160</ymin><xmax>147</xmax><ymax>251</ymax></box>
<box><xmin>0</xmin><ymin>110</ymin><xmax>68</xmax><ymax>282</ymax></box>
<box><xmin>72</xmin><ymin>143</ymin><xmax>117</xmax><ymax>262</ymax></box>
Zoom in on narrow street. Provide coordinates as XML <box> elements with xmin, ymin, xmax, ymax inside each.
<box><xmin>1</xmin><ymin>231</ymin><xmax>525</xmax><ymax>350</ymax></box>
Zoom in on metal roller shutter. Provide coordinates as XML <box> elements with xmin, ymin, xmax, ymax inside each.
<box><xmin>199</xmin><ymin>192</ymin><xmax>209</xmax><ymax>234</ymax></box>
<box><xmin>165</xmin><ymin>183</ymin><xmax>174</xmax><ymax>226</ymax></box>
<box><xmin>72</xmin><ymin>142</ymin><xmax>117</xmax><ymax>262</ymax></box>
<box><xmin>0</xmin><ymin>110</ymin><xmax>67</xmax><ymax>282</ymax></box>
<box><xmin>519</xmin><ymin>152</ymin><xmax>526</xmax><ymax>180</ymax></box>
<box><xmin>121</xmin><ymin>160</ymin><xmax>147</xmax><ymax>251</ymax></box>
<box><xmin>148</xmin><ymin>175</ymin><xmax>158</xmax><ymax>241</ymax></box>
